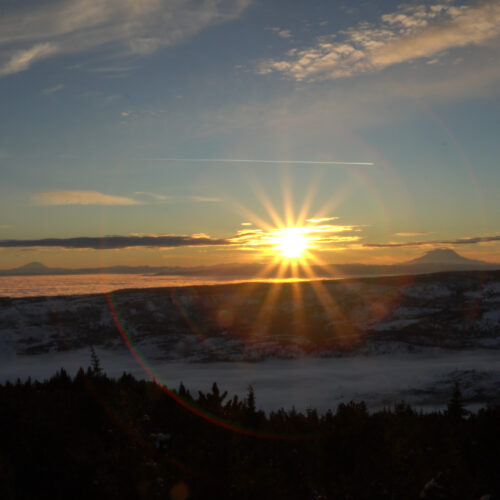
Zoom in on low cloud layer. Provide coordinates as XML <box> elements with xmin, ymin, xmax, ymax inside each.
<box><xmin>258</xmin><ymin>1</ymin><xmax>500</xmax><ymax>81</ymax></box>
<box><xmin>3</xmin><ymin>227</ymin><xmax>498</xmax><ymax>253</ymax></box>
<box><xmin>0</xmin><ymin>0</ymin><xmax>251</xmax><ymax>77</ymax></box>
<box><xmin>0</xmin><ymin>220</ymin><xmax>362</xmax><ymax>252</ymax></box>
<box><xmin>33</xmin><ymin>191</ymin><xmax>143</xmax><ymax>206</ymax></box>
<box><xmin>0</xmin><ymin>235</ymin><xmax>229</xmax><ymax>250</ymax></box>
<box><xmin>364</xmin><ymin>235</ymin><xmax>500</xmax><ymax>248</ymax></box>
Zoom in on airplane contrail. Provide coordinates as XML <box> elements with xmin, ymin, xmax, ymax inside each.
<box><xmin>151</xmin><ymin>158</ymin><xmax>375</xmax><ymax>166</ymax></box>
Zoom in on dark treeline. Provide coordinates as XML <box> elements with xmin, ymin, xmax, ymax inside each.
<box><xmin>1</xmin><ymin>366</ymin><xmax>499</xmax><ymax>499</ymax></box>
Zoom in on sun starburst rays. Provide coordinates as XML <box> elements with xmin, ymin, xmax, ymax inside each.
<box><xmin>218</xmin><ymin>175</ymin><xmax>373</xmax><ymax>354</ymax></box>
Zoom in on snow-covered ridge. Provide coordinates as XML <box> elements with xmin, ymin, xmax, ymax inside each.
<box><xmin>0</xmin><ymin>270</ymin><xmax>499</xmax><ymax>361</ymax></box>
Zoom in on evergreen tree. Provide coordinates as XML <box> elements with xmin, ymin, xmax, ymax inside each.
<box><xmin>178</xmin><ymin>381</ymin><xmax>189</xmax><ymax>398</ymax></box>
<box><xmin>90</xmin><ymin>345</ymin><xmax>103</xmax><ymax>376</ymax></box>
<box><xmin>446</xmin><ymin>381</ymin><xmax>466</xmax><ymax>419</ymax></box>
<box><xmin>246</xmin><ymin>385</ymin><xmax>256</xmax><ymax>413</ymax></box>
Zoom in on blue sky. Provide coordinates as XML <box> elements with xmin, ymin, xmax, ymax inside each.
<box><xmin>0</xmin><ymin>0</ymin><xmax>499</xmax><ymax>268</ymax></box>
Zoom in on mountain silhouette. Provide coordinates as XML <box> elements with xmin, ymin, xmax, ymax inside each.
<box><xmin>16</xmin><ymin>261</ymin><xmax>50</xmax><ymax>272</ymax></box>
<box><xmin>405</xmin><ymin>248</ymin><xmax>488</xmax><ymax>266</ymax></box>
<box><xmin>2</xmin><ymin>261</ymin><xmax>67</xmax><ymax>275</ymax></box>
<box><xmin>1</xmin><ymin>250</ymin><xmax>498</xmax><ymax>277</ymax></box>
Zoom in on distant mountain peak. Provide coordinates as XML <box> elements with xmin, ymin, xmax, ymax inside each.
<box><xmin>18</xmin><ymin>261</ymin><xmax>49</xmax><ymax>270</ymax></box>
<box><xmin>407</xmin><ymin>248</ymin><xmax>484</xmax><ymax>265</ymax></box>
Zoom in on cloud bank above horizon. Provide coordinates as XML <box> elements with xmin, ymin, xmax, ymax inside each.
<box><xmin>2</xmin><ymin>230</ymin><xmax>499</xmax><ymax>253</ymax></box>
<box><xmin>364</xmin><ymin>235</ymin><xmax>500</xmax><ymax>248</ymax></box>
<box><xmin>0</xmin><ymin>235</ymin><xmax>229</xmax><ymax>250</ymax></box>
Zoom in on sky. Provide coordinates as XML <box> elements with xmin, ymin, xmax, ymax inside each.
<box><xmin>0</xmin><ymin>0</ymin><xmax>499</xmax><ymax>269</ymax></box>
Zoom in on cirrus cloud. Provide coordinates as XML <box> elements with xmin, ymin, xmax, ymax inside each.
<box><xmin>42</xmin><ymin>83</ymin><xmax>65</xmax><ymax>95</ymax></box>
<box><xmin>394</xmin><ymin>231</ymin><xmax>434</xmax><ymax>237</ymax></box>
<box><xmin>0</xmin><ymin>42</ymin><xmax>59</xmax><ymax>77</ymax></box>
<box><xmin>32</xmin><ymin>190</ymin><xmax>143</xmax><ymax>206</ymax></box>
<box><xmin>0</xmin><ymin>0</ymin><xmax>251</xmax><ymax>77</ymax></box>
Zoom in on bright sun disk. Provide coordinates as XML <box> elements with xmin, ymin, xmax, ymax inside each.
<box><xmin>275</xmin><ymin>227</ymin><xmax>309</xmax><ymax>259</ymax></box>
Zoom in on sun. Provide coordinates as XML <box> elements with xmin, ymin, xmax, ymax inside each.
<box><xmin>275</xmin><ymin>227</ymin><xmax>309</xmax><ymax>259</ymax></box>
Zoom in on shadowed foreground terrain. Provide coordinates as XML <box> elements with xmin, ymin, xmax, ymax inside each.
<box><xmin>2</xmin><ymin>271</ymin><xmax>500</xmax><ymax>360</ymax></box>
<box><xmin>1</xmin><ymin>368</ymin><xmax>499</xmax><ymax>499</ymax></box>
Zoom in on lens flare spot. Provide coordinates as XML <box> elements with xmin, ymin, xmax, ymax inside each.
<box><xmin>217</xmin><ymin>308</ymin><xmax>234</xmax><ymax>328</ymax></box>
<box><xmin>170</xmin><ymin>481</ymin><xmax>189</xmax><ymax>500</ymax></box>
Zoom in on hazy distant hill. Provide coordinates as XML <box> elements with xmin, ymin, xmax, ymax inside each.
<box><xmin>2</xmin><ymin>261</ymin><xmax>69</xmax><ymax>275</ymax></box>
<box><xmin>0</xmin><ymin>261</ymin><xmax>183</xmax><ymax>276</ymax></box>
<box><xmin>1</xmin><ymin>249</ymin><xmax>498</xmax><ymax>277</ymax></box>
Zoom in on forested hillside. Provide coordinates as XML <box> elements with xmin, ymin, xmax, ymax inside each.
<box><xmin>1</xmin><ymin>366</ymin><xmax>499</xmax><ymax>499</ymax></box>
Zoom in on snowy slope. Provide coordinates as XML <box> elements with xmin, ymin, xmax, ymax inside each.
<box><xmin>1</xmin><ymin>271</ymin><xmax>499</xmax><ymax>410</ymax></box>
<box><xmin>0</xmin><ymin>271</ymin><xmax>499</xmax><ymax>361</ymax></box>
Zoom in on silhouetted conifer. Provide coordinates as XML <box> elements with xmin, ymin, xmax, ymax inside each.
<box><xmin>178</xmin><ymin>381</ymin><xmax>189</xmax><ymax>398</ymax></box>
<box><xmin>89</xmin><ymin>345</ymin><xmax>103</xmax><ymax>376</ymax></box>
<box><xmin>1</xmin><ymin>369</ymin><xmax>499</xmax><ymax>499</ymax></box>
<box><xmin>447</xmin><ymin>381</ymin><xmax>466</xmax><ymax>419</ymax></box>
<box><xmin>246</xmin><ymin>385</ymin><xmax>256</xmax><ymax>413</ymax></box>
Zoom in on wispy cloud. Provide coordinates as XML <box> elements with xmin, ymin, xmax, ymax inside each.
<box><xmin>42</xmin><ymin>83</ymin><xmax>65</xmax><ymax>95</ymax></box>
<box><xmin>0</xmin><ymin>234</ymin><xmax>229</xmax><ymax>250</ymax></box>
<box><xmin>71</xmin><ymin>64</ymin><xmax>137</xmax><ymax>79</ymax></box>
<box><xmin>394</xmin><ymin>231</ymin><xmax>433</xmax><ymax>237</ymax></box>
<box><xmin>78</xmin><ymin>91</ymin><xmax>123</xmax><ymax>105</ymax></box>
<box><xmin>258</xmin><ymin>1</ymin><xmax>500</xmax><ymax>81</ymax></box>
<box><xmin>364</xmin><ymin>235</ymin><xmax>500</xmax><ymax>248</ymax></box>
<box><xmin>134</xmin><ymin>191</ymin><xmax>170</xmax><ymax>201</ymax></box>
<box><xmin>133</xmin><ymin>192</ymin><xmax>222</xmax><ymax>203</ymax></box>
<box><xmin>0</xmin><ymin>0</ymin><xmax>251</xmax><ymax>77</ymax></box>
<box><xmin>267</xmin><ymin>27</ymin><xmax>293</xmax><ymax>39</ymax></box>
<box><xmin>33</xmin><ymin>191</ymin><xmax>143</xmax><ymax>206</ymax></box>
<box><xmin>0</xmin><ymin>43</ymin><xmax>58</xmax><ymax>77</ymax></box>
<box><xmin>85</xmin><ymin>65</ymin><xmax>136</xmax><ymax>74</ymax></box>
<box><xmin>188</xmin><ymin>196</ymin><xmax>222</xmax><ymax>203</ymax></box>
<box><xmin>307</xmin><ymin>217</ymin><xmax>339</xmax><ymax>224</ymax></box>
